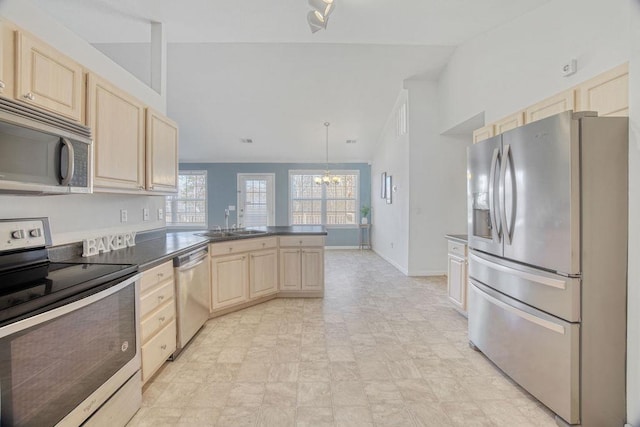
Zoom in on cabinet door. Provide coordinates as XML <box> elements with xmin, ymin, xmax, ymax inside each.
<box><xmin>577</xmin><ymin>63</ymin><xmax>628</xmax><ymax>117</ymax></box>
<box><xmin>87</xmin><ymin>73</ymin><xmax>145</xmax><ymax>191</ymax></box>
<box><xmin>279</xmin><ymin>248</ymin><xmax>301</xmax><ymax>290</ymax></box>
<box><xmin>0</xmin><ymin>20</ymin><xmax>13</xmax><ymax>98</ymax></box>
<box><xmin>494</xmin><ymin>112</ymin><xmax>525</xmax><ymax>135</ymax></box>
<box><xmin>211</xmin><ymin>254</ymin><xmax>248</xmax><ymax>310</ymax></box>
<box><xmin>472</xmin><ymin>125</ymin><xmax>494</xmax><ymax>144</ymax></box>
<box><xmin>447</xmin><ymin>255</ymin><xmax>466</xmax><ymax>311</ymax></box>
<box><xmin>525</xmin><ymin>89</ymin><xmax>575</xmax><ymax>124</ymax></box>
<box><xmin>301</xmin><ymin>248</ymin><xmax>324</xmax><ymax>291</ymax></box>
<box><xmin>249</xmin><ymin>249</ymin><xmax>278</xmax><ymax>299</ymax></box>
<box><xmin>15</xmin><ymin>31</ymin><xmax>83</xmax><ymax>121</ymax></box>
<box><xmin>146</xmin><ymin>108</ymin><xmax>178</xmax><ymax>193</ymax></box>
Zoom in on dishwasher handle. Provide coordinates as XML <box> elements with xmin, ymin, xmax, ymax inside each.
<box><xmin>174</xmin><ymin>247</ymin><xmax>208</xmax><ymax>268</ymax></box>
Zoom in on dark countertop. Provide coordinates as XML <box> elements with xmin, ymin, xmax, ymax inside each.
<box><xmin>445</xmin><ymin>233</ymin><xmax>468</xmax><ymax>244</ymax></box>
<box><xmin>58</xmin><ymin>226</ymin><xmax>327</xmax><ymax>271</ymax></box>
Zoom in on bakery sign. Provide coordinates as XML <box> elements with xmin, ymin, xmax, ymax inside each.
<box><xmin>83</xmin><ymin>232</ymin><xmax>137</xmax><ymax>257</ymax></box>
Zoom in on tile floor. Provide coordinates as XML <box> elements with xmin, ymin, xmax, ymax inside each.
<box><xmin>128</xmin><ymin>250</ymin><xmax>556</xmax><ymax>426</ymax></box>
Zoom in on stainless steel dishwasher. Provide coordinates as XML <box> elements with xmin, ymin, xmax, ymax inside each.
<box><xmin>173</xmin><ymin>246</ymin><xmax>210</xmax><ymax>358</ymax></box>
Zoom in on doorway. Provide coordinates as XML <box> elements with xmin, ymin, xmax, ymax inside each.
<box><xmin>237</xmin><ymin>174</ymin><xmax>275</xmax><ymax>228</ymax></box>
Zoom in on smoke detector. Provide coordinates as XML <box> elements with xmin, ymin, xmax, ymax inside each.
<box><xmin>240</xmin><ymin>138</ymin><xmax>253</xmax><ymax>144</ymax></box>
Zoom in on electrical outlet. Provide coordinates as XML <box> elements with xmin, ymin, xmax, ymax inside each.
<box><xmin>228</xmin><ymin>205</ymin><xmax>236</xmax><ymax>211</ymax></box>
<box><xmin>158</xmin><ymin>208</ymin><xmax>164</xmax><ymax>220</ymax></box>
<box><xmin>390</xmin><ymin>242</ymin><xmax>394</xmax><ymax>248</ymax></box>
<box><xmin>143</xmin><ymin>208</ymin><xmax>149</xmax><ymax>221</ymax></box>
<box><xmin>120</xmin><ymin>209</ymin><xmax>128</xmax><ymax>223</ymax></box>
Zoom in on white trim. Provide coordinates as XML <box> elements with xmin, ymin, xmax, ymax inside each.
<box><xmin>408</xmin><ymin>270</ymin><xmax>447</xmax><ymax>277</ymax></box>
<box><xmin>325</xmin><ymin>246</ymin><xmax>360</xmax><ymax>250</ymax></box>
<box><xmin>372</xmin><ymin>248</ymin><xmax>409</xmax><ymax>276</ymax></box>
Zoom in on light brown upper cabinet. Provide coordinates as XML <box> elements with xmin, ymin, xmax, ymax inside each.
<box><xmin>15</xmin><ymin>31</ymin><xmax>84</xmax><ymax>122</ymax></box>
<box><xmin>577</xmin><ymin>63</ymin><xmax>628</xmax><ymax>117</ymax></box>
<box><xmin>494</xmin><ymin>112</ymin><xmax>525</xmax><ymax>134</ymax></box>
<box><xmin>472</xmin><ymin>124</ymin><xmax>495</xmax><ymax>144</ymax></box>
<box><xmin>0</xmin><ymin>21</ymin><xmax>14</xmax><ymax>98</ymax></box>
<box><xmin>525</xmin><ymin>89</ymin><xmax>575</xmax><ymax>123</ymax></box>
<box><xmin>146</xmin><ymin>108</ymin><xmax>178</xmax><ymax>193</ymax></box>
<box><xmin>87</xmin><ymin>73</ymin><xmax>145</xmax><ymax>192</ymax></box>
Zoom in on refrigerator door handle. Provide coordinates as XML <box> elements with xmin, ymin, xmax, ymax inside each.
<box><xmin>499</xmin><ymin>143</ymin><xmax>512</xmax><ymax>245</ymax></box>
<box><xmin>488</xmin><ymin>147</ymin><xmax>502</xmax><ymax>242</ymax></box>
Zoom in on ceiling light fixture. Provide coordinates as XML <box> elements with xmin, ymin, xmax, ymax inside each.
<box><xmin>307</xmin><ymin>0</ymin><xmax>334</xmax><ymax>33</ymax></box>
<box><xmin>315</xmin><ymin>122</ymin><xmax>341</xmax><ymax>185</ymax></box>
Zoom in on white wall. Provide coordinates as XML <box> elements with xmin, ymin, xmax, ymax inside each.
<box><xmin>438</xmin><ymin>0</ymin><xmax>630</xmax><ymax>133</ymax></box>
<box><xmin>93</xmin><ymin>43</ymin><xmax>152</xmax><ymax>88</ymax></box>
<box><xmin>627</xmin><ymin>0</ymin><xmax>640</xmax><ymax>424</ymax></box>
<box><xmin>0</xmin><ymin>194</ymin><xmax>165</xmax><ymax>245</ymax></box>
<box><xmin>406</xmin><ymin>80</ymin><xmax>469</xmax><ymax>276</ymax></box>
<box><xmin>372</xmin><ymin>82</ymin><xmax>469</xmax><ymax>276</ymax></box>
<box><xmin>0</xmin><ymin>0</ymin><xmax>164</xmax><ymax>112</ymax></box>
<box><xmin>371</xmin><ymin>91</ymin><xmax>410</xmax><ymax>274</ymax></box>
<box><xmin>0</xmin><ymin>0</ymin><xmax>169</xmax><ymax>246</ymax></box>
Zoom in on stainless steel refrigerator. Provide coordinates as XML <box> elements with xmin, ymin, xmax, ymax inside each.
<box><xmin>467</xmin><ymin>111</ymin><xmax>628</xmax><ymax>427</ymax></box>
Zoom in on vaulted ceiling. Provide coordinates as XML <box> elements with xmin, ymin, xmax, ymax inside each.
<box><xmin>32</xmin><ymin>0</ymin><xmax>551</xmax><ymax>162</ymax></box>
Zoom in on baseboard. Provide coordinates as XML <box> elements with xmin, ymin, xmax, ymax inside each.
<box><xmin>408</xmin><ymin>270</ymin><xmax>447</xmax><ymax>277</ymax></box>
<box><xmin>325</xmin><ymin>246</ymin><xmax>360</xmax><ymax>250</ymax></box>
<box><xmin>372</xmin><ymin>248</ymin><xmax>409</xmax><ymax>276</ymax></box>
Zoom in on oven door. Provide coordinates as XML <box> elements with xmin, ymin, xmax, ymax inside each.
<box><xmin>0</xmin><ymin>274</ymin><xmax>141</xmax><ymax>427</ymax></box>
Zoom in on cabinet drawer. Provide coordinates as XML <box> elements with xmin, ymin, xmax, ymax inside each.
<box><xmin>140</xmin><ymin>280</ymin><xmax>174</xmax><ymax>318</ymax></box>
<box><xmin>210</xmin><ymin>237</ymin><xmax>277</xmax><ymax>256</ymax></box>
<box><xmin>142</xmin><ymin>319</ymin><xmax>176</xmax><ymax>383</ymax></box>
<box><xmin>141</xmin><ymin>261</ymin><xmax>174</xmax><ymax>293</ymax></box>
<box><xmin>447</xmin><ymin>241</ymin><xmax>467</xmax><ymax>258</ymax></box>
<box><xmin>141</xmin><ymin>300</ymin><xmax>176</xmax><ymax>343</ymax></box>
<box><xmin>279</xmin><ymin>236</ymin><xmax>325</xmax><ymax>247</ymax></box>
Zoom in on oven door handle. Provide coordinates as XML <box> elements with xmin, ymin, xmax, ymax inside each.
<box><xmin>0</xmin><ymin>273</ymin><xmax>141</xmax><ymax>338</ymax></box>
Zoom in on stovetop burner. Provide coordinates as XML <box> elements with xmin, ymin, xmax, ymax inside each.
<box><xmin>0</xmin><ymin>218</ymin><xmax>137</xmax><ymax>327</ymax></box>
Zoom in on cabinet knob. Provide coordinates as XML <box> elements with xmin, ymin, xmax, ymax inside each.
<box><xmin>24</xmin><ymin>92</ymin><xmax>35</xmax><ymax>101</ymax></box>
<box><xmin>159</xmin><ymin>316</ymin><xmax>166</xmax><ymax>322</ymax></box>
<box><xmin>161</xmin><ymin>344</ymin><xmax>167</xmax><ymax>350</ymax></box>
<box><xmin>138</xmin><ymin>185</ymin><xmax>144</xmax><ymax>190</ymax></box>
<box><xmin>158</xmin><ymin>272</ymin><xmax>164</xmax><ymax>278</ymax></box>
<box><xmin>158</xmin><ymin>295</ymin><xmax>165</xmax><ymax>301</ymax></box>
<box><xmin>0</xmin><ymin>81</ymin><xmax>5</xmax><ymax>89</ymax></box>
<box><xmin>83</xmin><ymin>399</ymin><xmax>97</xmax><ymax>412</ymax></box>
<box><xmin>299</xmin><ymin>240</ymin><xmax>303</xmax><ymax>244</ymax></box>
<box><xmin>228</xmin><ymin>247</ymin><xmax>233</xmax><ymax>252</ymax></box>
<box><xmin>262</xmin><ymin>242</ymin><xmax>265</xmax><ymax>247</ymax></box>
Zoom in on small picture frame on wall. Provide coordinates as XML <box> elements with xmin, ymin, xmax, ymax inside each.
<box><xmin>386</xmin><ymin>175</ymin><xmax>392</xmax><ymax>204</ymax></box>
<box><xmin>381</xmin><ymin>172</ymin><xmax>387</xmax><ymax>199</ymax></box>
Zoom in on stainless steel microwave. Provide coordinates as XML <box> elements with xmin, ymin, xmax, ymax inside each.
<box><xmin>0</xmin><ymin>97</ymin><xmax>92</xmax><ymax>195</ymax></box>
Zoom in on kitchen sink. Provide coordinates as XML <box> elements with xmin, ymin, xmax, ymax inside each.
<box><xmin>196</xmin><ymin>229</ymin><xmax>268</xmax><ymax>239</ymax></box>
<box><xmin>230</xmin><ymin>230</ymin><xmax>267</xmax><ymax>236</ymax></box>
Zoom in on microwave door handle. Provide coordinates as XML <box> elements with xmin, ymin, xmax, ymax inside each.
<box><xmin>500</xmin><ymin>143</ymin><xmax>512</xmax><ymax>245</ymax></box>
<box><xmin>488</xmin><ymin>147</ymin><xmax>501</xmax><ymax>241</ymax></box>
<box><xmin>60</xmin><ymin>138</ymin><xmax>75</xmax><ymax>186</ymax></box>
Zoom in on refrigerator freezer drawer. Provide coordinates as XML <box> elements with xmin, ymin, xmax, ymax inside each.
<box><xmin>469</xmin><ymin>251</ymin><xmax>580</xmax><ymax>322</ymax></box>
<box><xmin>468</xmin><ymin>281</ymin><xmax>579</xmax><ymax>424</ymax></box>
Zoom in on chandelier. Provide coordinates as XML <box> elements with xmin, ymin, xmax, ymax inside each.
<box><xmin>314</xmin><ymin>122</ymin><xmax>341</xmax><ymax>185</ymax></box>
<box><xmin>308</xmin><ymin>0</ymin><xmax>335</xmax><ymax>33</ymax></box>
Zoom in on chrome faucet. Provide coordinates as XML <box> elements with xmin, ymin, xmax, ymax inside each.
<box><xmin>224</xmin><ymin>209</ymin><xmax>230</xmax><ymax>230</ymax></box>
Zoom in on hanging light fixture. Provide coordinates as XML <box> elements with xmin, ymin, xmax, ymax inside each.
<box><xmin>315</xmin><ymin>122</ymin><xmax>341</xmax><ymax>185</ymax></box>
<box><xmin>308</xmin><ymin>0</ymin><xmax>335</xmax><ymax>33</ymax></box>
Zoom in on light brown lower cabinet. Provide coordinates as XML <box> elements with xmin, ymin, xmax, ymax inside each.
<box><xmin>249</xmin><ymin>249</ymin><xmax>278</xmax><ymax>299</ymax></box>
<box><xmin>278</xmin><ymin>236</ymin><xmax>325</xmax><ymax>294</ymax></box>
<box><xmin>139</xmin><ymin>261</ymin><xmax>176</xmax><ymax>384</ymax></box>
<box><xmin>446</xmin><ymin>240</ymin><xmax>468</xmax><ymax>315</ymax></box>
<box><xmin>211</xmin><ymin>253</ymin><xmax>249</xmax><ymax>311</ymax></box>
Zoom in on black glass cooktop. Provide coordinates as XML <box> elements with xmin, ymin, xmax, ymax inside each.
<box><xmin>0</xmin><ymin>262</ymin><xmax>137</xmax><ymax>326</ymax></box>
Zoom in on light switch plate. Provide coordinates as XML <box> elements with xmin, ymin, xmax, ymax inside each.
<box><xmin>143</xmin><ymin>208</ymin><xmax>149</xmax><ymax>221</ymax></box>
<box><xmin>158</xmin><ymin>208</ymin><xmax>164</xmax><ymax>220</ymax></box>
<box><xmin>228</xmin><ymin>205</ymin><xmax>236</xmax><ymax>211</ymax></box>
<box><xmin>120</xmin><ymin>209</ymin><xmax>128</xmax><ymax>223</ymax></box>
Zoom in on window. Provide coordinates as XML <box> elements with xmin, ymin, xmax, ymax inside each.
<box><xmin>166</xmin><ymin>170</ymin><xmax>207</xmax><ymax>226</ymax></box>
<box><xmin>289</xmin><ymin>170</ymin><xmax>359</xmax><ymax>226</ymax></box>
